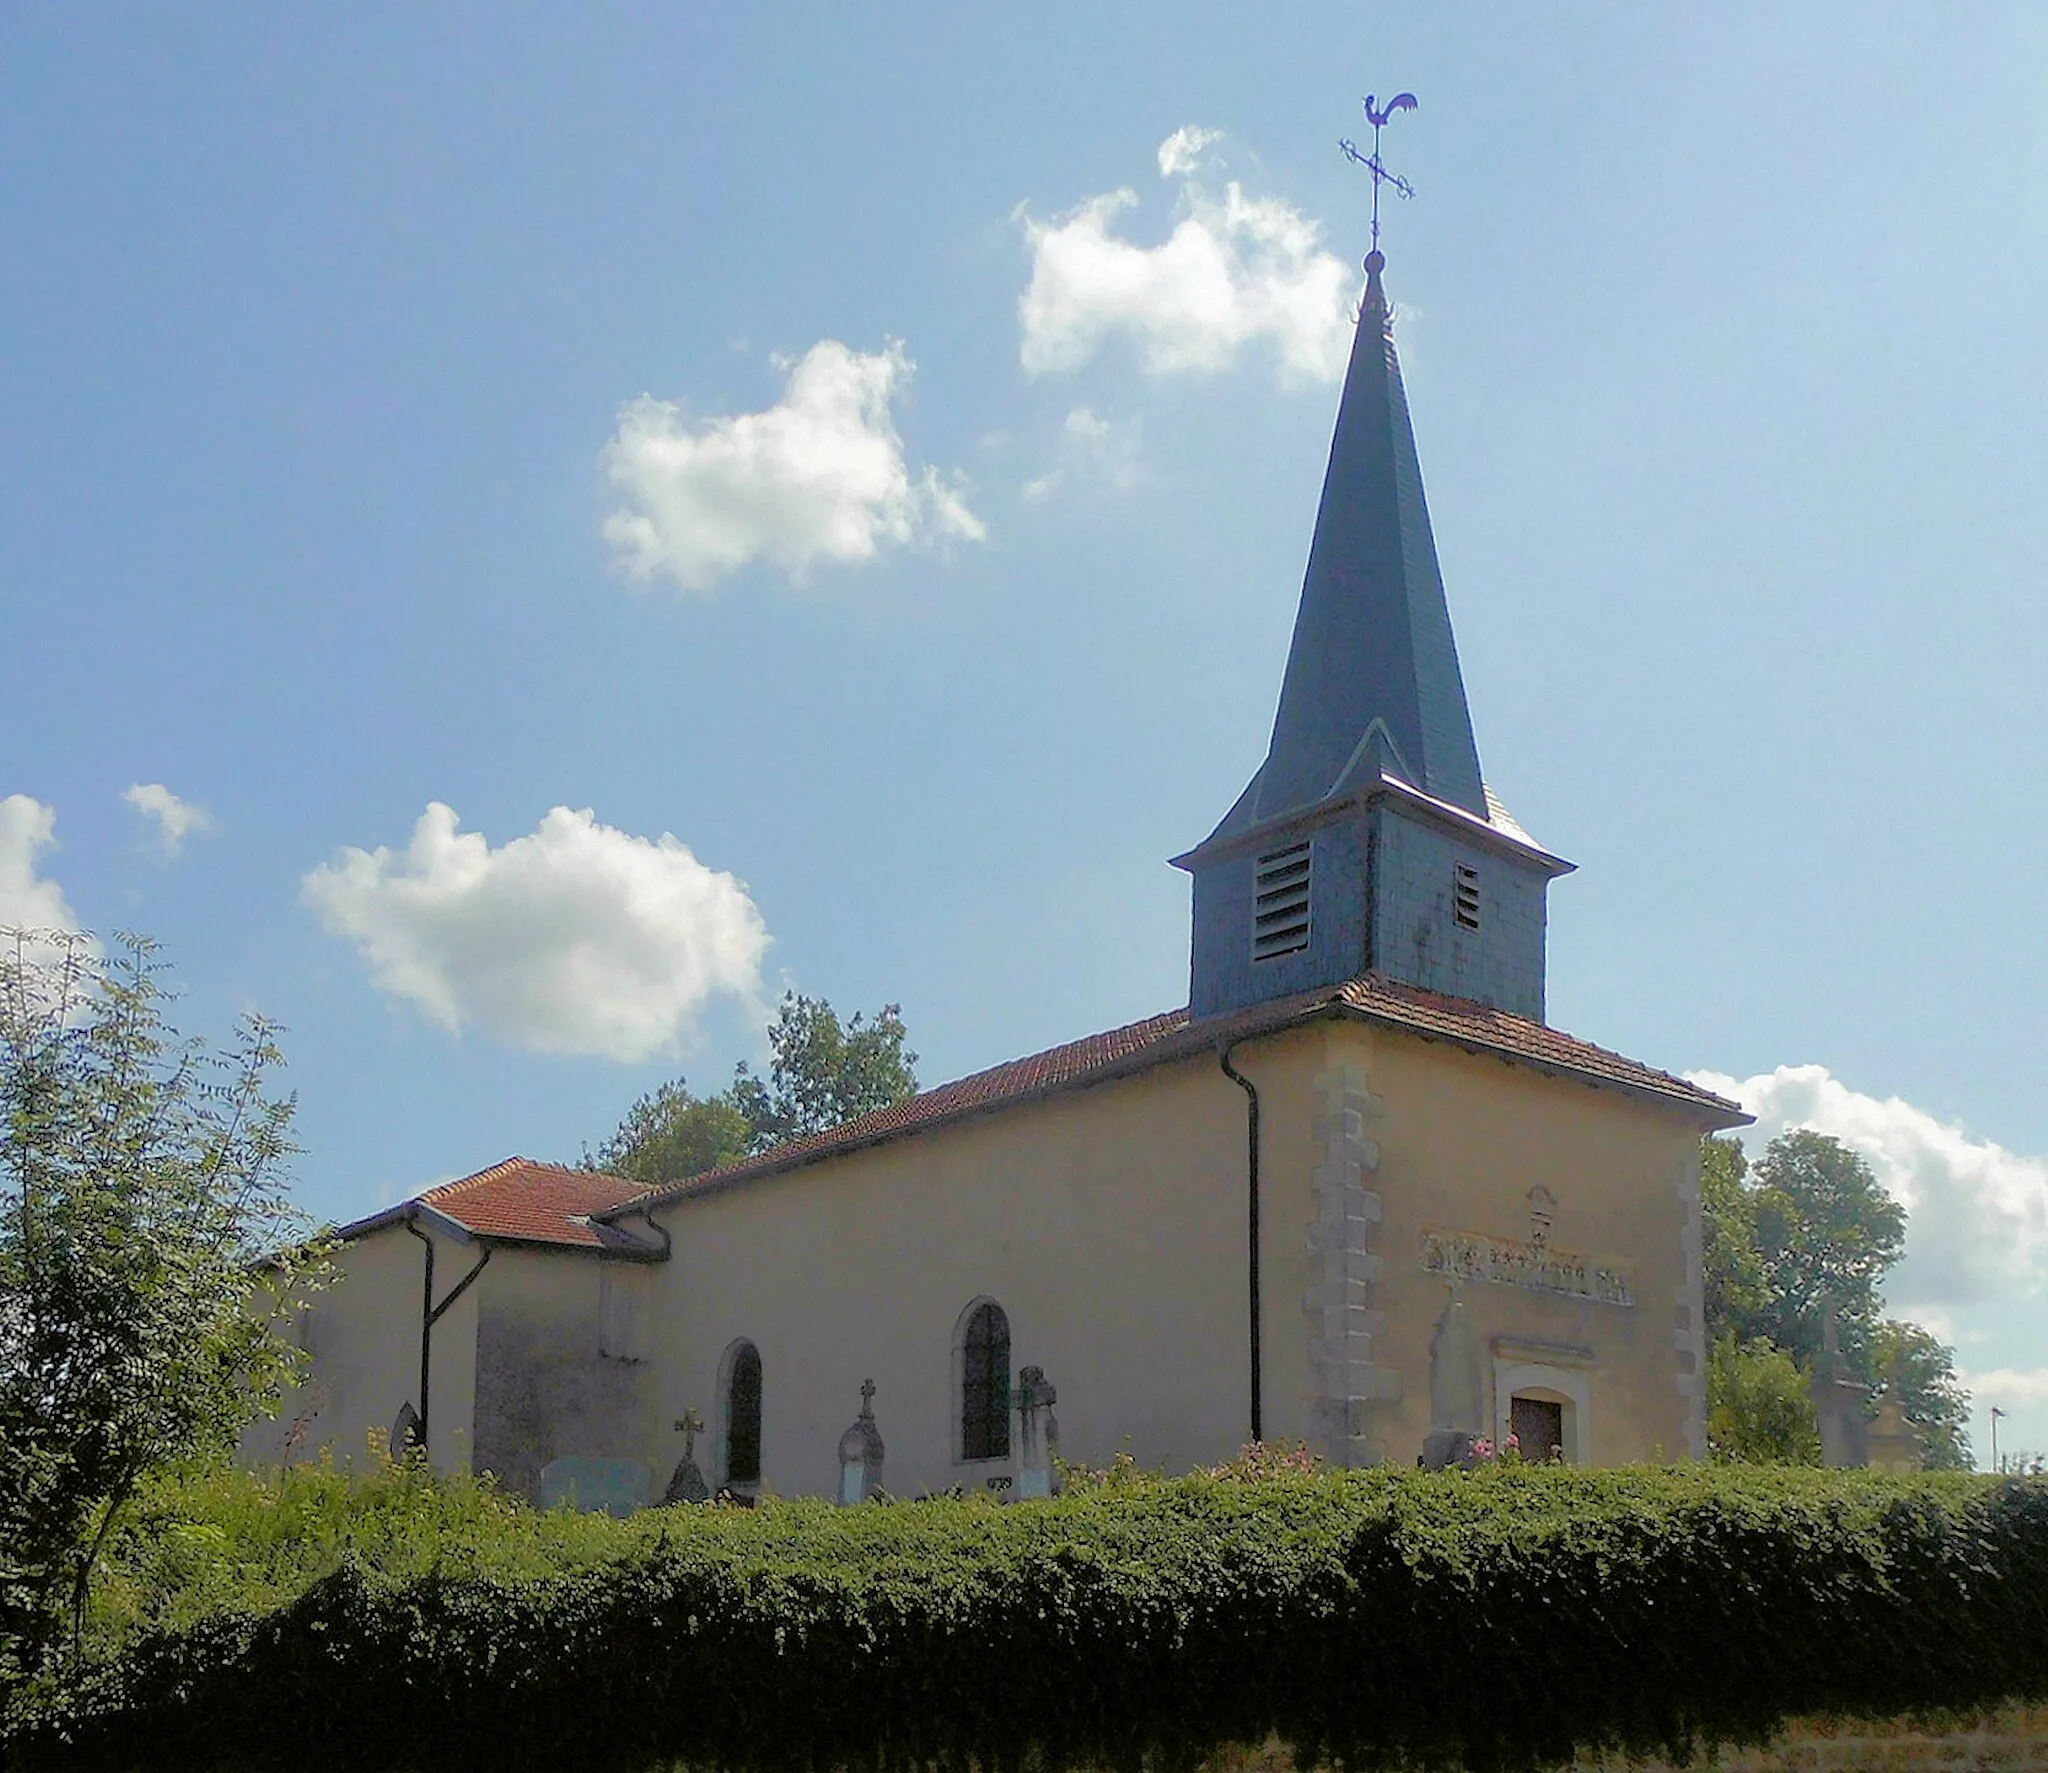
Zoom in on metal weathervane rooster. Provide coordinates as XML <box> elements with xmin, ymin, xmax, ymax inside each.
<box><xmin>1339</xmin><ymin>90</ymin><xmax>1418</xmax><ymax>259</ymax></box>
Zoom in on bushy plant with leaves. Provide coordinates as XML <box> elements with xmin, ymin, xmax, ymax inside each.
<box><xmin>0</xmin><ymin>930</ymin><xmax>327</xmax><ymax>1682</ymax></box>
<box><xmin>1707</xmin><ymin>1333</ymin><xmax>1822</xmax><ymax>1464</ymax></box>
<box><xmin>11</xmin><ymin>1460</ymin><xmax>2048</xmax><ymax>1773</ymax></box>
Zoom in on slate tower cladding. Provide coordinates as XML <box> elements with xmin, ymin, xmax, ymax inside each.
<box><xmin>1174</xmin><ymin>251</ymin><xmax>1572</xmax><ymax>1021</ymax></box>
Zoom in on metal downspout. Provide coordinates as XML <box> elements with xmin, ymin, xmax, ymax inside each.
<box><xmin>403</xmin><ymin>1213</ymin><xmax>491</xmax><ymax>1459</ymax></box>
<box><xmin>1218</xmin><ymin>1042</ymin><xmax>1262</xmax><ymax>1444</ymax></box>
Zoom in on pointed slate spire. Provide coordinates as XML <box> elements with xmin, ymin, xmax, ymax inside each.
<box><xmin>1220</xmin><ymin>251</ymin><xmax>1486</xmax><ymax>833</ymax></box>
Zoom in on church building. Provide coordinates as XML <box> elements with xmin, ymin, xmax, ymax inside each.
<box><xmin>249</xmin><ymin>246</ymin><xmax>1747</xmax><ymax>1504</ymax></box>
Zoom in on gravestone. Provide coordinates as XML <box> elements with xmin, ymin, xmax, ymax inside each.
<box><xmin>662</xmin><ymin>1408</ymin><xmax>711</xmax><ymax>1505</ymax></box>
<box><xmin>390</xmin><ymin>1401</ymin><xmax>422</xmax><ymax>1457</ymax></box>
<box><xmin>1421</xmin><ymin>1287</ymin><xmax>1485</xmax><ymax>1471</ymax></box>
<box><xmin>837</xmin><ymin>1379</ymin><xmax>886</xmax><ymax>1503</ymax></box>
<box><xmin>539</xmin><ymin>1455</ymin><xmax>652</xmax><ymax>1516</ymax></box>
<box><xmin>1015</xmin><ymin>1365</ymin><xmax>1060</xmax><ymax>1499</ymax></box>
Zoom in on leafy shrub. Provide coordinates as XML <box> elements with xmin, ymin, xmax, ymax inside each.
<box><xmin>8</xmin><ymin>1461</ymin><xmax>2048</xmax><ymax>1773</ymax></box>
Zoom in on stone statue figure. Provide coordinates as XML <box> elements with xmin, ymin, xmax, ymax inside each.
<box><xmin>1015</xmin><ymin>1365</ymin><xmax>1059</xmax><ymax>1498</ymax></box>
<box><xmin>1809</xmin><ymin>1299</ymin><xmax>1871</xmax><ymax>1469</ymax></box>
<box><xmin>837</xmin><ymin>1379</ymin><xmax>886</xmax><ymax>1504</ymax></box>
<box><xmin>1421</xmin><ymin>1286</ymin><xmax>1485</xmax><ymax>1471</ymax></box>
<box><xmin>662</xmin><ymin>1407</ymin><xmax>712</xmax><ymax>1505</ymax></box>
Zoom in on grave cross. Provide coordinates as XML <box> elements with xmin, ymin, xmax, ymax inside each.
<box><xmin>673</xmin><ymin>1407</ymin><xmax>703</xmax><ymax>1460</ymax></box>
<box><xmin>1339</xmin><ymin>90</ymin><xmax>1418</xmax><ymax>258</ymax></box>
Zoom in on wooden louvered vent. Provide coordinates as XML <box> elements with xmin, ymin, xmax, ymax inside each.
<box><xmin>1252</xmin><ymin>841</ymin><xmax>1313</xmax><ymax>961</ymax></box>
<box><xmin>1453</xmin><ymin>861</ymin><xmax>1481</xmax><ymax>931</ymax></box>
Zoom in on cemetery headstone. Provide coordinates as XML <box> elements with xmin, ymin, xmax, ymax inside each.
<box><xmin>837</xmin><ymin>1378</ymin><xmax>886</xmax><ymax>1503</ymax></box>
<box><xmin>1015</xmin><ymin>1365</ymin><xmax>1060</xmax><ymax>1498</ymax></box>
<box><xmin>662</xmin><ymin>1408</ymin><xmax>712</xmax><ymax>1504</ymax></box>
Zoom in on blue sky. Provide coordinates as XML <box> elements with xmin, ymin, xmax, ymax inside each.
<box><xmin>4</xmin><ymin>5</ymin><xmax>2045</xmax><ymax>1460</ymax></box>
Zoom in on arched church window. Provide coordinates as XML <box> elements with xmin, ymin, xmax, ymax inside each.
<box><xmin>724</xmin><ymin>1340</ymin><xmax>763</xmax><ymax>1486</ymax></box>
<box><xmin>959</xmin><ymin>1300</ymin><xmax>1011</xmax><ymax>1461</ymax></box>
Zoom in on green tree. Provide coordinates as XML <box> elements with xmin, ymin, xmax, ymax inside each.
<box><xmin>1706</xmin><ymin>1333</ymin><xmax>1822</xmax><ymax>1465</ymax></box>
<box><xmin>1700</xmin><ymin>1127</ymin><xmax>1971</xmax><ymax>1469</ymax></box>
<box><xmin>1748</xmin><ymin>1129</ymin><xmax>1906</xmax><ymax>1377</ymax></box>
<box><xmin>1871</xmin><ymin>1317</ymin><xmax>1973</xmax><ymax>1472</ymax></box>
<box><xmin>1703</xmin><ymin>1129</ymin><xmax>1906</xmax><ymax>1379</ymax></box>
<box><xmin>589</xmin><ymin>1080</ymin><xmax>753</xmax><ymax>1187</ymax></box>
<box><xmin>0</xmin><ymin>931</ymin><xmax>326</xmax><ymax>1679</ymax></box>
<box><xmin>729</xmin><ymin>994</ymin><xmax>918</xmax><ymax>1152</ymax></box>
<box><xmin>1701</xmin><ymin>1134</ymin><xmax>1768</xmax><ymax>1336</ymax></box>
<box><xmin>593</xmin><ymin>993</ymin><xmax>918</xmax><ymax>1186</ymax></box>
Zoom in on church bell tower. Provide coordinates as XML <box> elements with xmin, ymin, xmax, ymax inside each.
<box><xmin>1172</xmin><ymin>249</ymin><xmax>1572</xmax><ymax>1021</ymax></box>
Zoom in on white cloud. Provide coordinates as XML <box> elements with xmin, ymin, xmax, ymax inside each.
<box><xmin>1156</xmin><ymin>125</ymin><xmax>1222</xmax><ymax>179</ymax></box>
<box><xmin>303</xmin><ymin>803</ymin><xmax>770</xmax><ymax>1062</ymax></box>
<box><xmin>601</xmin><ymin>339</ymin><xmax>985</xmax><ymax>593</ymax></box>
<box><xmin>1018</xmin><ymin>130</ymin><xmax>1354</xmax><ymax>385</ymax></box>
<box><xmin>1021</xmin><ymin>406</ymin><xmax>1143</xmax><ymax>504</ymax></box>
<box><xmin>1962</xmin><ymin>1367</ymin><xmax>2048</xmax><ymax>1407</ymax></box>
<box><xmin>0</xmin><ymin>795</ymin><xmax>84</xmax><ymax>939</ymax></box>
<box><xmin>123</xmin><ymin>783</ymin><xmax>214</xmax><ymax>855</ymax></box>
<box><xmin>1690</xmin><ymin>1063</ymin><xmax>2048</xmax><ymax>1310</ymax></box>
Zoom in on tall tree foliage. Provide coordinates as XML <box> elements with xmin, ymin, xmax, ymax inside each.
<box><xmin>0</xmin><ymin>931</ymin><xmax>326</xmax><ymax>1679</ymax></box>
<box><xmin>1700</xmin><ymin>1129</ymin><xmax>1969</xmax><ymax>1469</ymax></box>
<box><xmin>1871</xmin><ymin>1318</ymin><xmax>1973</xmax><ymax>1472</ymax></box>
<box><xmin>593</xmin><ymin>993</ymin><xmax>918</xmax><ymax>1188</ymax></box>
<box><xmin>1746</xmin><ymin>1128</ymin><xmax>1906</xmax><ymax>1374</ymax></box>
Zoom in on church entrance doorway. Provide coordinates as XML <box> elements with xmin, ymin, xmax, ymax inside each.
<box><xmin>1511</xmin><ymin>1394</ymin><xmax>1565</xmax><ymax>1463</ymax></box>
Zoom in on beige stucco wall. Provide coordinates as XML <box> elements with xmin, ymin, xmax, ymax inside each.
<box><xmin>471</xmin><ymin>1246</ymin><xmax>655</xmax><ymax>1501</ymax></box>
<box><xmin>255</xmin><ymin>1014</ymin><xmax>1712</xmax><ymax>1500</ymax></box>
<box><xmin>239</xmin><ymin>1220</ymin><xmax>479</xmax><ymax>1475</ymax></box>
<box><xmin>1290</xmin><ymin>1021</ymin><xmax>1708</xmax><ymax>1466</ymax></box>
<box><xmin>634</xmin><ymin>1047</ymin><xmax>1262</xmax><ymax>1500</ymax></box>
<box><xmin>620</xmin><ymin>1015</ymin><xmax>1709</xmax><ymax>1496</ymax></box>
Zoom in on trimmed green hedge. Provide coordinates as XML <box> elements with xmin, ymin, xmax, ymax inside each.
<box><xmin>10</xmin><ymin>1465</ymin><xmax>2048</xmax><ymax>1772</ymax></box>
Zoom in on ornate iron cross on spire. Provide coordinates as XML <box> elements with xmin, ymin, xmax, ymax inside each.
<box><xmin>1339</xmin><ymin>90</ymin><xmax>1418</xmax><ymax>260</ymax></box>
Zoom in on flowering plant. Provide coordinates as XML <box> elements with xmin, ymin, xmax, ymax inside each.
<box><xmin>1203</xmin><ymin>1440</ymin><xmax>1325</xmax><ymax>1481</ymax></box>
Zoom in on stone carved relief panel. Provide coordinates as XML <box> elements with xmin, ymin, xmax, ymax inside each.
<box><xmin>1417</xmin><ymin>1187</ymin><xmax>1635</xmax><ymax>1309</ymax></box>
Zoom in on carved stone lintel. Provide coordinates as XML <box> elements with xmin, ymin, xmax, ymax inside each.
<box><xmin>1420</xmin><ymin>1225</ymin><xmax>1634</xmax><ymax>1307</ymax></box>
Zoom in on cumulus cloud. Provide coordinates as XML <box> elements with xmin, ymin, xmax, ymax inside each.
<box><xmin>1963</xmin><ymin>1367</ymin><xmax>2048</xmax><ymax>1407</ymax></box>
<box><xmin>0</xmin><ymin>795</ymin><xmax>84</xmax><ymax>939</ymax></box>
<box><xmin>123</xmin><ymin>783</ymin><xmax>214</xmax><ymax>855</ymax></box>
<box><xmin>601</xmin><ymin>339</ymin><xmax>985</xmax><ymax>593</ymax></box>
<box><xmin>1018</xmin><ymin>129</ymin><xmax>1354</xmax><ymax>385</ymax></box>
<box><xmin>1156</xmin><ymin>125</ymin><xmax>1222</xmax><ymax>179</ymax></box>
<box><xmin>1690</xmin><ymin>1063</ymin><xmax>2048</xmax><ymax>1310</ymax></box>
<box><xmin>1021</xmin><ymin>406</ymin><xmax>1143</xmax><ymax>504</ymax></box>
<box><xmin>303</xmin><ymin>803</ymin><xmax>770</xmax><ymax>1062</ymax></box>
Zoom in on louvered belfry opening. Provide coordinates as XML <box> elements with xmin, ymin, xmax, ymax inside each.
<box><xmin>1453</xmin><ymin>861</ymin><xmax>1481</xmax><ymax>931</ymax></box>
<box><xmin>1252</xmin><ymin>841</ymin><xmax>1313</xmax><ymax>961</ymax></box>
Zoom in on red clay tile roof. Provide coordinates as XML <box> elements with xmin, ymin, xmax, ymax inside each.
<box><xmin>342</xmin><ymin>1157</ymin><xmax>658</xmax><ymax>1253</ymax></box>
<box><xmin>608</xmin><ymin>974</ymin><xmax>1746</xmax><ymax>1216</ymax></box>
